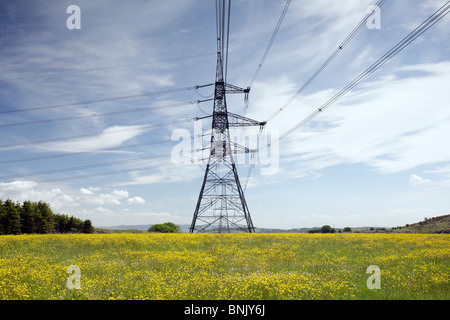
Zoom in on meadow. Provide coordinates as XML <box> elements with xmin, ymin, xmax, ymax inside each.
<box><xmin>0</xmin><ymin>233</ymin><xmax>448</xmax><ymax>300</ymax></box>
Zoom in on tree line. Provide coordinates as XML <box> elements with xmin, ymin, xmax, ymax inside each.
<box><xmin>308</xmin><ymin>225</ymin><xmax>352</xmax><ymax>233</ymax></box>
<box><xmin>0</xmin><ymin>199</ymin><xmax>94</xmax><ymax>235</ymax></box>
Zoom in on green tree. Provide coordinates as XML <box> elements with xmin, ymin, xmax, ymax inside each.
<box><xmin>67</xmin><ymin>216</ymin><xmax>83</xmax><ymax>233</ymax></box>
<box><xmin>54</xmin><ymin>213</ymin><xmax>70</xmax><ymax>233</ymax></box>
<box><xmin>148</xmin><ymin>222</ymin><xmax>180</xmax><ymax>233</ymax></box>
<box><xmin>82</xmin><ymin>219</ymin><xmax>95</xmax><ymax>234</ymax></box>
<box><xmin>1</xmin><ymin>198</ymin><xmax>97</xmax><ymax>234</ymax></box>
<box><xmin>35</xmin><ymin>201</ymin><xmax>55</xmax><ymax>234</ymax></box>
<box><xmin>0</xmin><ymin>200</ymin><xmax>6</xmax><ymax>235</ymax></box>
<box><xmin>3</xmin><ymin>199</ymin><xmax>22</xmax><ymax>235</ymax></box>
<box><xmin>343</xmin><ymin>227</ymin><xmax>352</xmax><ymax>233</ymax></box>
<box><xmin>321</xmin><ymin>225</ymin><xmax>336</xmax><ymax>233</ymax></box>
<box><xmin>20</xmin><ymin>201</ymin><xmax>36</xmax><ymax>234</ymax></box>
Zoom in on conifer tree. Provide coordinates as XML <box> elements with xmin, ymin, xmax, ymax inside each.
<box><xmin>3</xmin><ymin>199</ymin><xmax>21</xmax><ymax>235</ymax></box>
<box><xmin>0</xmin><ymin>200</ymin><xmax>5</xmax><ymax>235</ymax></box>
<box><xmin>20</xmin><ymin>201</ymin><xmax>36</xmax><ymax>234</ymax></box>
<box><xmin>36</xmin><ymin>201</ymin><xmax>55</xmax><ymax>234</ymax></box>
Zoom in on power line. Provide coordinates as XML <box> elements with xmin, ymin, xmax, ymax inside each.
<box><xmin>0</xmin><ymin>132</ymin><xmax>212</xmax><ymax>165</ymax></box>
<box><xmin>35</xmin><ymin>162</ymin><xmax>179</xmax><ymax>183</ymax></box>
<box><xmin>279</xmin><ymin>1</ymin><xmax>450</xmax><ymax>141</ymax></box>
<box><xmin>248</xmin><ymin>0</ymin><xmax>292</xmax><ymax>89</ymax></box>
<box><xmin>0</xmin><ymin>52</ymin><xmax>216</xmax><ymax>82</ymax></box>
<box><xmin>241</xmin><ymin>0</ymin><xmax>384</xmax><ymax>186</ymax></box>
<box><xmin>0</xmin><ymin>98</ymin><xmax>213</xmax><ymax>128</ymax></box>
<box><xmin>0</xmin><ymin>139</ymin><xmax>170</xmax><ymax>164</ymax></box>
<box><xmin>225</xmin><ymin>0</ymin><xmax>231</xmax><ymax>82</ymax></box>
<box><xmin>0</xmin><ymin>118</ymin><xmax>196</xmax><ymax>150</ymax></box>
<box><xmin>266</xmin><ymin>0</ymin><xmax>388</xmax><ymax>122</ymax></box>
<box><xmin>216</xmin><ymin>0</ymin><xmax>232</xmax><ymax>82</ymax></box>
<box><xmin>0</xmin><ymin>84</ymin><xmax>213</xmax><ymax>115</ymax></box>
<box><xmin>9</xmin><ymin>140</ymin><xmax>212</xmax><ymax>183</ymax></box>
<box><xmin>0</xmin><ymin>153</ymin><xmax>174</xmax><ymax>180</ymax></box>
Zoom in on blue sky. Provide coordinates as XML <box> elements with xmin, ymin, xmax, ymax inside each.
<box><xmin>0</xmin><ymin>0</ymin><xmax>449</xmax><ymax>229</ymax></box>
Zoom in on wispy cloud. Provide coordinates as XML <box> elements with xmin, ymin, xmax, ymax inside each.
<box><xmin>273</xmin><ymin>61</ymin><xmax>450</xmax><ymax>177</ymax></box>
<box><xmin>40</xmin><ymin>125</ymin><xmax>151</xmax><ymax>153</ymax></box>
<box><xmin>116</xmin><ymin>163</ymin><xmax>202</xmax><ymax>186</ymax></box>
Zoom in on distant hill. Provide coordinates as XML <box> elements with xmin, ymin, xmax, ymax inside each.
<box><xmin>97</xmin><ymin>224</ymin><xmax>152</xmax><ymax>231</ymax></box>
<box><xmin>96</xmin><ymin>215</ymin><xmax>450</xmax><ymax>234</ymax></box>
<box><xmin>392</xmin><ymin>214</ymin><xmax>450</xmax><ymax>234</ymax></box>
<box><xmin>255</xmin><ymin>227</ymin><xmax>311</xmax><ymax>233</ymax></box>
<box><xmin>97</xmin><ymin>224</ymin><xmax>376</xmax><ymax>234</ymax></box>
<box><xmin>96</xmin><ymin>224</ymin><xmax>191</xmax><ymax>233</ymax></box>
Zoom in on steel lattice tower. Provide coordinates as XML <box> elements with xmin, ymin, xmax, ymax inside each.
<box><xmin>189</xmin><ymin>1</ymin><xmax>265</xmax><ymax>233</ymax></box>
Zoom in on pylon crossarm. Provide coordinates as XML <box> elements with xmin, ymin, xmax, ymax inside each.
<box><xmin>203</xmin><ymin>141</ymin><xmax>255</xmax><ymax>154</ymax></box>
<box><xmin>195</xmin><ymin>115</ymin><xmax>213</xmax><ymax>122</ymax></box>
<box><xmin>223</xmin><ymin>83</ymin><xmax>250</xmax><ymax>94</ymax></box>
<box><xmin>230</xmin><ymin>142</ymin><xmax>255</xmax><ymax>154</ymax></box>
<box><xmin>227</xmin><ymin>112</ymin><xmax>267</xmax><ymax>128</ymax></box>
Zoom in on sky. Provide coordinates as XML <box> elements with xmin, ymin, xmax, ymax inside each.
<box><xmin>0</xmin><ymin>0</ymin><xmax>449</xmax><ymax>229</ymax></box>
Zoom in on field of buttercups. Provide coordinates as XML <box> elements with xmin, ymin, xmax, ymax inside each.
<box><xmin>0</xmin><ymin>233</ymin><xmax>448</xmax><ymax>299</ymax></box>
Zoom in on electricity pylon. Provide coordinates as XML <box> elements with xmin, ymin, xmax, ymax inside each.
<box><xmin>189</xmin><ymin>27</ymin><xmax>266</xmax><ymax>233</ymax></box>
<box><xmin>189</xmin><ymin>0</ymin><xmax>266</xmax><ymax>233</ymax></box>
<box><xmin>189</xmin><ymin>50</ymin><xmax>266</xmax><ymax>233</ymax></box>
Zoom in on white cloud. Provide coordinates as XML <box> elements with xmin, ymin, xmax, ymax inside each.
<box><xmin>0</xmin><ymin>180</ymin><xmax>37</xmax><ymax>192</ymax></box>
<box><xmin>85</xmin><ymin>192</ymin><xmax>128</xmax><ymax>205</ymax></box>
<box><xmin>0</xmin><ymin>180</ymin><xmax>78</xmax><ymax>211</ymax></box>
<box><xmin>118</xmin><ymin>175</ymin><xmax>164</xmax><ymax>186</ymax></box>
<box><xmin>112</xmin><ymin>189</ymin><xmax>129</xmax><ymax>198</ymax></box>
<box><xmin>276</xmin><ymin>61</ymin><xmax>450</xmax><ymax>176</ymax></box>
<box><xmin>95</xmin><ymin>207</ymin><xmax>113</xmax><ymax>213</ymax></box>
<box><xmin>60</xmin><ymin>194</ymin><xmax>75</xmax><ymax>202</ymax></box>
<box><xmin>80</xmin><ymin>188</ymin><xmax>94</xmax><ymax>195</ymax></box>
<box><xmin>116</xmin><ymin>163</ymin><xmax>202</xmax><ymax>186</ymax></box>
<box><xmin>409</xmin><ymin>174</ymin><xmax>431</xmax><ymax>186</ymax></box>
<box><xmin>41</xmin><ymin>125</ymin><xmax>151</xmax><ymax>153</ymax></box>
<box><xmin>85</xmin><ymin>189</ymin><xmax>129</xmax><ymax>205</ymax></box>
<box><xmin>127</xmin><ymin>196</ymin><xmax>146</xmax><ymax>204</ymax></box>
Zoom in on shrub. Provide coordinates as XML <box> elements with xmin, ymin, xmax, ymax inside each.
<box><xmin>321</xmin><ymin>225</ymin><xmax>336</xmax><ymax>233</ymax></box>
<box><xmin>148</xmin><ymin>222</ymin><xmax>181</xmax><ymax>233</ymax></box>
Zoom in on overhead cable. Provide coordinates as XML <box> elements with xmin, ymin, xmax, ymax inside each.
<box><xmin>0</xmin><ymin>153</ymin><xmax>174</xmax><ymax>180</ymax></box>
<box><xmin>0</xmin><ymin>133</ymin><xmax>211</xmax><ymax>165</ymax></box>
<box><xmin>0</xmin><ymin>117</ymin><xmax>196</xmax><ymax>150</ymax></box>
<box><xmin>248</xmin><ymin>0</ymin><xmax>292</xmax><ymax>89</ymax></box>
<box><xmin>0</xmin><ymin>98</ymin><xmax>213</xmax><ymax>128</ymax></box>
<box><xmin>0</xmin><ymin>139</ymin><xmax>170</xmax><ymax>164</ymax></box>
<box><xmin>279</xmin><ymin>1</ymin><xmax>450</xmax><ymax>141</ymax></box>
<box><xmin>267</xmin><ymin>0</ymin><xmax>388</xmax><ymax>122</ymax></box>
<box><xmin>0</xmin><ymin>84</ymin><xmax>213</xmax><ymax>115</ymax></box>
<box><xmin>0</xmin><ymin>52</ymin><xmax>215</xmax><ymax>82</ymax></box>
<box><xmin>35</xmin><ymin>162</ymin><xmax>179</xmax><ymax>183</ymax></box>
